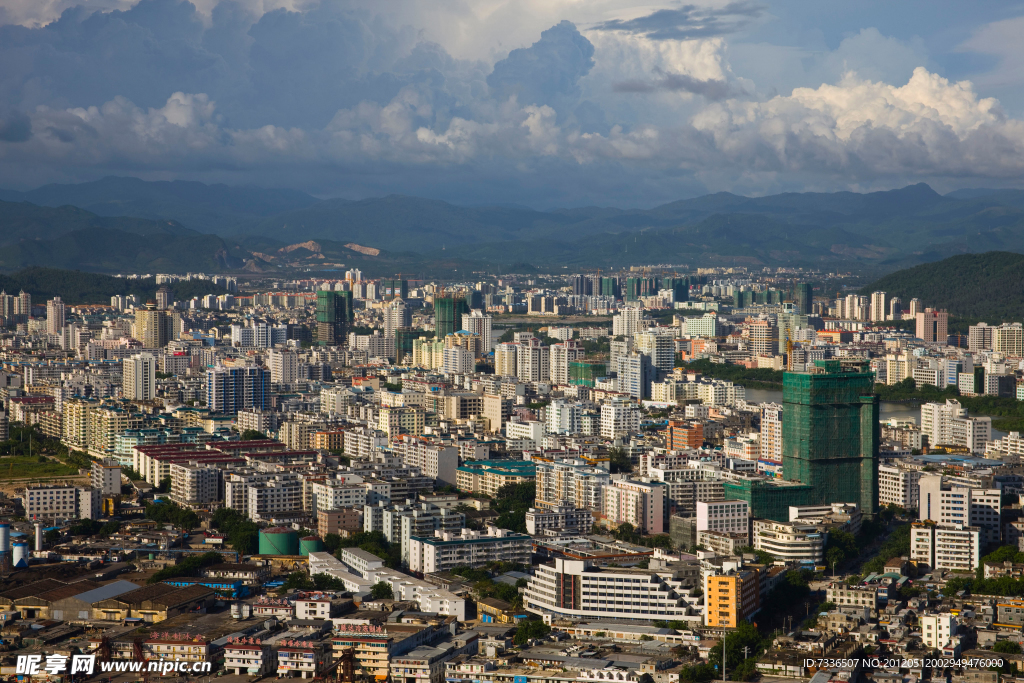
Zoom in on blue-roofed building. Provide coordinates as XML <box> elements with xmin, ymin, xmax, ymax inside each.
<box><xmin>455</xmin><ymin>459</ymin><xmax>535</xmax><ymax>496</ymax></box>
<box><xmin>162</xmin><ymin>577</ymin><xmax>248</xmax><ymax>599</ymax></box>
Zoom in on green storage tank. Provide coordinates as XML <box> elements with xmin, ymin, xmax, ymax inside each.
<box><xmin>299</xmin><ymin>536</ymin><xmax>325</xmax><ymax>556</ymax></box>
<box><xmin>258</xmin><ymin>527</ymin><xmax>299</xmax><ymax>556</ymax></box>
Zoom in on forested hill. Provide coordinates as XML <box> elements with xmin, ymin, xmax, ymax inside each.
<box><xmin>0</xmin><ymin>268</ymin><xmax>230</xmax><ymax>305</ymax></box>
<box><xmin>859</xmin><ymin>251</ymin><xmax>1024</xmax><ymax>321</ymax></box>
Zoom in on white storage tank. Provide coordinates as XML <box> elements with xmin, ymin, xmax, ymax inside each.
<box><xmin>12</xmin><ymin>541</ymin><xmax>29</xmax><ymax>568</ymax></box>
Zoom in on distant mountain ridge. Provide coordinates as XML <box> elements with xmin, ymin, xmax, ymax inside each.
<box><xmin>5</xmin><ymin>178</ymin><xmax>1024</xmax><ymax>271</ymax></box>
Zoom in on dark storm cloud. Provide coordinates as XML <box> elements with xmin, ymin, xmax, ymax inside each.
<box><xmin>613</xmin><ymin>68</ymin><xmax>739</xmax><ymax>100</ymax></box>
<box><xmin>0</xmin><ymin>110</ymin><xmax>32</xmax><ymax>142</ymax></box>
<box><xmin>591</xmin><ymin>1</ymin><xmax>765</xmax><ymax>41</ymax></box>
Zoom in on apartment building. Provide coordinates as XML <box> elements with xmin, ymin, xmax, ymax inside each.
<box><xmin>704</xmin><ymin>564</ymin><xmax>760</xmax><ymax>628</ymax></box>
<box><xmin>392</xmin><ymin>437</ymin><xmax>459</xmax><ymax>486</ymax></box>
<box><xmin>313</xmin><ymin>482</ymin><xmax>368</xmax><ymax>514</ymax></box>
<box><xmin>825</xmin><ymin>582</ymin><xmax>879</xmax><ymax>611</ymax></box>
<box><xmin>455</xmin><ymin>460</ymin><xmax>536</xmax><ymax>496</ymax></box>
<box><xmin>600</xmin><ymin>400</ymin><xmax>641</xmax><ymax>439</ymax></box>
<box><xmin>919</xmin><ymin>474</ymin><xmax>1002</xmax><ymax>546</ymax></box>
<box><xmin>91</xmin><ymin>457</ymin><xmax>122</xmax><ymax>496</ymax></box>
<box><xmin>921</xmin><ymin>400</ymin><xmax>991</xmax><ymax>452</ymax></box>
<box><xmin>246</xmin><ymin>478</ymin><xmax>303</xmax><ymax>521</ymax></box>
<box><xmin>910</xmin><ymin>522</ymin><xmax>981</xmax><ymax>571</ymax></box>
<box><xmin>601</xmin><ymin>480</ymin><xmax>666</xmax><ymax>534</ymax></box>
<box><xmin>534</xmin><ymin>457</ymin><xmax>610</xmax><ymax>511</ymax></box>
<box><xmin>23</xmin><ymin>485</ymin><xmax>100</xmax><ymax>521</ymax></box>
<box><xmin>751</xmin><ymin>520</ymin><xmax>825</xmax><ymax>564</ymax></box>
<box><xmin>523</xmin><ymin>558</ymin><xmax>699</xmax><ymax>623</ymax></box>
<box><xmin>169</xmin><ymin>462</ymin><xmax>221</xmax><ymax>507</ymax></box>
<box><xmin>407</xmin><ymin>527</ymin><xmax>533</xmax><ymax>574</ymax></box>
<box><xmin>878</xmin><ymin>464</ymin><xmax>921</xmax><ymax>510</ymax></box>
<box><xmin>758</xmin><ymin>403</ymin><xmax>783</xmax><ymax>478</ymax></box>
<box><xmin>525</xmin><ymin>505</ymin><xmax>594</xmax><ymax>535</ymax></box>
<box><xmin>919</xmin><ymin>613</ymin><xmax>957</xmax><ymax>651</ymax></box>
<box><xmin>696</xmin><ymin>500</ymin><xmax>749</xmax><ymax>539</ymax></box>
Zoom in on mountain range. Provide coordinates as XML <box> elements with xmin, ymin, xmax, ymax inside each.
<box><xmin>5</xmin><ymin>177</ymin><xmax>1024</xmax><ymax>273</ymax></box>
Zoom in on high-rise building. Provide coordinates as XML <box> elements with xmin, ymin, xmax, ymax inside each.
<box><xmin>870</xmin><ymin>291</ymin><xmax>887</xmax><ymax>322</ymax></box>
<box><xmin>316</xmin><ymin>290</ymin><xmax>353</xmax><ymax>346</ymax></box>
<box><xmin>461</xmin><ymin>310</ymin><xmax>493</xmax><ymax>351</ymax></box>
<box><xmin>915</xmin><ymin>308</ymin><xmax>948</xmax><ymax>344</ymax></box>
<box><xmin>920</xmin><ymin>399</ymin><xmax>991</xmax><ymax>452</ymax></box>
<box><xmin>747</xmin><ymin>319</ymin><xmax>778</xmax><ymax>357</ymax></box>
<box><xmin>383</xmin><ymin>300</ymin><xmax>411</xmax><ymax>338</ymax></box>
<box><xmin>393</xmin><ymin>327</ymin><xmax>415</xmax><ymax>364</ymax></box>
<box><xmin>759</xmin><ymin>403</ymin><xmax>783</xmax><ymax>478</ymax></box>
<box><xmin>908</xmin><ymin>298</ymin><xmax>922</xmax><ymax>317</ymax></box>
<box><xmin>968</xmin><ymin>323</ymin><xmax>994</xmax><ymax>352</ymax></box>
<box><xmin>434</xmin><ymin>296</ymin><xmax>470</xmax><ymax>340</ymax></box>
<box><xmin>380</xmin><ymin>279</ymin><xmax>408</xmax><ymax>301</ymax></box>
<box><xmin>792</xmin><ymin>283</ymin><xmax>813</xmax><ymax>315</ymax></box>
<box><xmin>268</xmin><ymin>349</ymin><xmax>299</xmax><ymax>383</ymax></box>
<box><xmin>206</xmin><ymin>364</ymin><xmax>270</xmax><ymax>414</ymax></box>
<box><xmin>888</xmin><ymin>297</ymin><xmax>902</xmax><ymax>321</ymax></box>
<box><xmin>636</xmin><ymin>332</ymin><xmax>675</xmax><ymax>378</ymax></box>
<box><xmin>781</xmin><ymin>360</ymin><xmax>879</xmax><ymax>516</ymax></box>
<box><xmin>92</xmin><ymin>458</ymin><xmax>122</xmax><ymax>496</ymax></box>
<box><xmin>549</xmin><ymin>340</ymin><xmax>583</xmax><ymax>385</ymax></box>
<box><xmin>123</xmin><ymin>353</ymin><xmax>157</xmax><ymax>400</ymax></box>
<box><xmin>515</xmin><ymin>338</ymin><xmax>549</xmax><ymax>382</ymax></box>
<box><xmin>155</xmin><ymin>286</ymin><xmax>173</xmax><ymax>310</ymax></box>
<box><xmin>616</xmin><ymin>352</ymin><xmax>652</xmax><ymax>399</ymax></box>
<box><xmin>46</xmin><ymin>297</ymin><xmax>65</xmax><ymax>335</ymax></box>
<box><xmin>612</xmin><ymin>307</ymin><xmax>643</xmax><ymax>336</ymax></box>
<box><xmin>135</xmin><ymin>304</ymin><xmax>178</xmax><ymax>348</ymax></box>
<box><xmin>993</xmin><ymin>323</ymin><xmax>1024</xmax><ymax>358</ymax></box>
<box><xmin>16</xmin><ymin>290</ymin><xmax>31</xmax><ymax>322</ymax></box>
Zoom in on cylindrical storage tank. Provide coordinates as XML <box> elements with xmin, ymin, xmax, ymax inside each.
<box><xmin>299</xmin><ymin>536</ymin><xmax>324</xmax><ymax>556</ymax></box>
<box><xmin>258</xmin><ymin>527</ymin><xmax>299</xmax><ymax>556</ymax></box>
<box><xmin>12</xmin><ymin>541</ymin><xmax>29</xmax><ymax>568</ymax></box>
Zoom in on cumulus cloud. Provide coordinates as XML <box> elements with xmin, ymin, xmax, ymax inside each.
<box><xmin>0</xmin><ymin>0</ymin><xmax>1023</xmax><ymax>203</ymax></box>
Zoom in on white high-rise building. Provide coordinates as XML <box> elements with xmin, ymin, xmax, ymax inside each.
<box><xmin>759</xmin><ymin>403</ymin><xmax>783</xmax><ymax>478</ymax></box>
<box><xmin>600</xmin><ymin>398</ymin><xmax>640</xmax><ymax>438</ymax></box>
<box><xmin>545</xmin><ymin>399</ymin><xmax>582</xmax><ymax>435</ymax></box>
<box><xmin>919</xmin><ymin>613</ymin><xmax>957</xmax><ymax>651</ymax></box>
<box><xmin>636</xmin><ymin>332</ymin><xmax>675</xmax><ymax>376</ymax></box>
<box><xmin>878</xmin><ymin>464</ymin><xmax>921</xmax><ymax>510</ymax></box>
<box><xmin>92</xmin><ymin>458</ymin><xmax>122</xmax><ymax>496</ymax></box>
<box><xmin>549</xmin><ymin>340</ymin><xmax>583</xmax><ymax>385</ymax></box>
<box><xmin>516</xmin><ymin>338</ymin><xmax>549</xmax><ymax>382</ymax></box>
<box><xmin>921</xmin><ymin>399</ymin><xmax>991</xmax><ymax>452</ymax></box>
<box><xmin>384</xmin><ymin>300</ymin><xmax>412</xmax><ymax>338</ymax></box>
<box><xmin>268</xmin><ymin>349</ymin><xmax>299</xmax><ymax>383</ymax></box>
<box><xmin>911</xmin><ymin>522</ymin><xmax>980</xmax><ymax>572</ymax></box>
<box><xmin>462</xmin><ymin>310</ymin><xmax>493</xmax><ymax>351</ymax></box>
<box><xmin>870</xmin><ymin>291</ymin><xmax>887</xmax><ymax>322</ymax></box>
<box><xmin>442</xmin><ymin>346</ymin><xmax>475</xmax><ymax>375</ymax></box>
<box><xmin>888</xmin><ymin>297</ymin><xmax>902</xmax><ymax>320</ymax></box>
<box><xmin>612</xmin><ymin>307</ymin><xmax>643</xmax><ymax>336</ymax></box>
<box><xmin>46</xmin><ymin>297</ymin><xmax>65</xmax><ymax>335</ymax></box>
<box><xmin>122</xmin><ymin>353</ymin><xmax>157</xmax><ymax>400</ymax></box>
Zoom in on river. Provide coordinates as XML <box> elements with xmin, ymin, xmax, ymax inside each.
<box><xmin>742</xmin><ymin>387</ymin><xmax>1008</xmax><ymax>441</ymax></box>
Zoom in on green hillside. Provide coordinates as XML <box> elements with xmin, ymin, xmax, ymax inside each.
<box><xmin>0</xmin><ymin>268</ymin><xmax>230</xmax><ymax>304</ymax></box>
<box><xmin>859</xmin><ymin>251</ymin><xmax>1024</xmax><ymax>321</ymax></box>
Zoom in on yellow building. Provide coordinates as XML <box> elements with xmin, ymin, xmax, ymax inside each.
<box><xmin>412</xmin><ymin>338</ymin><xmax>445</xmax><ymax>369</ymax></box>
<box><xmin>704</xmin><ymin>569</ymin><xmax>760</xmax><ymax>628</ymax></box>
<box><xmin>312</xmin><ymin>430</ymin><xmax>346</xmax><ymax>451</ymax></box>
<box><xmin>378</xmin><ymin>405</ymin><xmax>426</xmax><ymax>438</ymax></box>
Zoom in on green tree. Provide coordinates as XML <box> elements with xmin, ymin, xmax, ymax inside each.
<box><xmin>513</xmin><ymin>619</ymin><xmax>551</xmax><ymax>645</ymax></box>
<box><xmin>44</xmin><ymin>529</ymin><xmax>60</xmax><ymax>545</ymax></box>
<box><xmin>371</xmin><ymin>582</ymin><xmax>394</xmax><ymax>600</ymax></box>
<box><xmin>607</xmin><ymin>447</ymin><xmax>633</xmax><ymax>474</ymax></box>
<box><xmin>993</xmin><ymin>640</ymin><xmax>1023</xmax><ymax>655</ymax></box>
<box><xmin>241</xmin><ymin>430</ymin><xmax>267</xmax><ymax>441</ymax></box>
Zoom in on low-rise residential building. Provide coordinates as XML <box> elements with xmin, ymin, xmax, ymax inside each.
<box><xmin>910</xmin><ymin>521</ymin><xmax>981</xmax><ymax>572</ymax></box>
<box><xmin>525</xmin><ymin>505</ymin><xmax>594</xmax><ymax>535</ymax></box>
<box><xmin>455</xmin><ymin>460</ymin><xmax>536</xmax><ymax>496</ymax></box>
<box><xmin>751</xmin><ymin>520</ymin><xmax>825</xmax><ymax>564</ymax></box>
<box><xmin>408</xmin><ymin>527</ymin><xmax>532</xmax><ymax>574</ymax></box>
<box><xmin>825</xmin><ymin>582</ymin><xmax>879</xmax><ymax>611</ymax></box>
<box><xmin>523</xmin><ymin>557</ymin><xmax>700</xmax><ymax>624</ymax></box>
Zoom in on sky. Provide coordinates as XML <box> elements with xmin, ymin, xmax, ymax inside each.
<box><xmin>1</xmin><ymin>0</ymin><xmax>1024</xmax><ymax>207</ymax></box>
